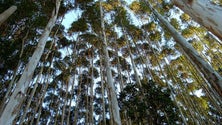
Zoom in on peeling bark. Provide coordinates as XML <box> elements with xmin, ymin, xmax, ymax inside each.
<box><xmin>173</xmin><ymin>0</ymin><xmax>222</xmax><ymax>40</ymax></box>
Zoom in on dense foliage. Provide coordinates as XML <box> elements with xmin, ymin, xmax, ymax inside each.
<box><xmin>1</xmin><ymin>0</ymin><xmax>222</xmax><ymax>124</ymax></box>
<box><xmin>119</xmin><ymin>79</ymin><xmax>181</xmax><ymax>124</ymax></box>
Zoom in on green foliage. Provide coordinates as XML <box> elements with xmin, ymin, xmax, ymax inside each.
<box><xmin>0</xmin><ymin>0</ymin><xmax>15</xmax><ymax>12</ymax></box>
<box><xmin>126</xmin><ymin>24</ymin><xmax>143</xmax><ymax>40</ymax></box>
<box><xmin>181</xmin><ymin>28</ymin><xmax>195</xmax><ymax>38</ymax></box>
<box><xmin>180</xmin><ymin>13</ymin><xmax>190</xmax><ymax>22</ymax></box>
<box><xmin>69</xmin><ymin>18</ymin><xmax>88</xmax><ymax>33</ymax></box>
<box><xmin>102</xmin><ymin>2</ymin><xmax>114</xmax><ymax>12</ymax></box>
<box><xmin>142</xmin><ymin>21</ymin><xmax>157</xmax><ymax>32</ymax></box>
<box><xmin>81</xmin><ymin>2</ymin><xmax>101</xmax><ymax>33</ymax></box>
<box><xmin>129</xmin><ymin>1</ymin><xmax>151</xmax><ymax>15</ymax></box>
<box><xmin>170</xmin><ymin>18</ymin><xmax>180</xmax><ymax>30</ymax></box>
<box><xmin>119</xmin><ymin>79</ymin><xmax>181</xmax><ymax>124</ymax></box>
<box><xmin>116</xmin><ymin>36</ymin><xmax>127</xmax><ymax>48</ymax></box>
<box><xmin>130</xmin><ymin>1</ymin><xmax>141</xmax><ymax>13</ymax></box>
<box><xmin>114</xmin><ymin>7</ymin><xmax>130</xmax><ymax>27</ymax></box>
<box><xmin>211</xmin><ymin>0</ymin><xmax>222</xmax><ymax>5</ymax></box>
<box><xmin>149</xmin><ymin>31</ymin><xmax>161</xmax><ymax>41</ymax></box>
<box><xmin>75</xmin><ymin>0</ymin><xmax>94</xmax><ymax>9</ymax></box>
<box><xmin>78</xmin><ymin>33</ymin><xmax>102</xmax><ymax>47</ymax></box>
<box><xmin>0</xmin><ymin>38</ymin><xmax>20</xmax><ymax>77</ymax></box>
<box><xmin>191</xmin><ymin>40</ymin><xmax>204</xmax><ymax>52</ymax></box>
<box><xmin>1</xmin><ymin>0</ymin><xmax>222</xmax><ymax>124</ymax></box>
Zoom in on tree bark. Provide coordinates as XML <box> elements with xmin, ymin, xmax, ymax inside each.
<box><xmin>0</xmin><ymin>5</ymin><xmax>17</xmax><ymax>26</ymax></box>
<box><xmin>90</xmin><ymin>49</ymin><xmax>94</xmax><ymax>125</ymax></box>
<box><xmin>144</xmin><ymin>1</ymin><xmax>222</xmax><ymax>97</ymax></box>
<box><xmin>0</xmin><ymin>1</ymin><xmax>61</xmax><ymax>124</ymax></box>
<box><xmin>61</xmin><ymin>81</ymin><xmax>69</xmax><ymax>125</ymax></box>
<box><xmin>99</xmin><ymin>1</ymin><xmax>121</xmax><ymax>125</ymax></box>
<box><xmin>99</xmin><ymin>52</ymin><xmax>106</xmax><ymax>125</ymax></box>
<box><xmin>173</xmin><ymin>0</ymin><xmax>222</xmax><ymax>41</ymax></box>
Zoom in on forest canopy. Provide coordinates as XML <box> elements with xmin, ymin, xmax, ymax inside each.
<box><xmin>0</xmin><ymin>0</ymin><xmax>222</xmax><ymax>124</ymax></box>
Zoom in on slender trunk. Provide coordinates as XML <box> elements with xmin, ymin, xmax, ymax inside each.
<box><xmin>99</xmin><ymin>52</ymin><xmax>106</xmax><ymax>125</ymax></box>
<box><xmin>107</xmin><ymin>88</ymin><xmax>114</xmax><ymax>125</ymax></box>
<box><xmin>54</xmin><ymin>100</ymin><xmax>61</xmax><ymax>125</ymax></box>
<box><xmin>86</xmin><ymin>82</ymin><xmax>89</xmax><ymax>124</ymax></box>
<box><xmin>0</xmin><ymin>62</ymin><xmax>19</xmax><ymax>116</ymax></box>
<box><xmin>0</xmin><ymin>30</ymin><xmax>29</xmax><ymax>116</ymax></box>
<box><xmin>144</xmin><ymin>1</ymin><xmax>222</xmax><ymax>97</ymax></box>
<box><xmin>61</xmin><ymin>81</ymin><xmax>69</xmax><ymax>125</ymax></box>
<box><xmin>19</xmin><ymin>71</ymin><xmax>41</xmax><ymax>125</ymax></box>
<box><xmin>20</xmin><ymin>31</ymin><xmax>54</xmax><ymax>124</ymax></box>
<box><xmin>29</xmin><ymin>77</ymin><xmax>48</xmax><ymax>125</ymax></box>
<box><xmin>99</xmin><ymin>1</ymin><xmax>121</xmax><ymax>125</ymax></box>
<box><xmin>114</xmin><ymin>46</ymin><xmax>124</xmax><ymax>91</ymax></box>
<box><xmin>35</xmin><ymin>76</ymin><xmax>51</xmax><ymax>125</ymax></box>
<box><xmin>122</xmin><ymin>28</ymin><xmax>142</xmax><ymax>86</ymax></box>
<box><xmin>0</xmin><ymin>1</ymin><xmax>61</xmax><ymax>124</ymax></box>
<box><xmin>0</xmin><ymin>5</ymin><xmax>17</xmax><ymax>26</ymax></box>
<box><xmin>73</xmin><ymin>68</ymin><xmax>83</xmax><ymax>125</ymax></box>
<box><xmin>143</xmin><ymin>36</ymin><xmax>188</xmax><ymax>124</ymax></box>
<box><xmin>67</xmin><ymin>76</ymin><xmax>75</xmax><ymax>125</ymax></box>
<box><xmin>126</xmin><ymin>39</ymin><xmax>141</xmax><ymax>86</ymax></box>
<box><xmin>90</xmin><ymin>48</ymin><xmax>94</xmax><ymax>125</ymax></box>
<box><xmin>173</xmin><ymin>0</ymin><xmax>222</xmax><ymax>40</ymax></box>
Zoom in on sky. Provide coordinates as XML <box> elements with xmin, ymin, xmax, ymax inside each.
<box><xmin>61</xmin><ymin>0</ymin><xmax>135</xmax><ymax>29</ymax></box>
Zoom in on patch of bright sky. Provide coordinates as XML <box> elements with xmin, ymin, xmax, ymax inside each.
<box><xmin>61</xmin><ymin>8</ymin><xmax>83</xmax><ymax>30</ymax></box>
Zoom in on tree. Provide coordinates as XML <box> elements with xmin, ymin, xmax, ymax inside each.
<box><xmin>173</xmin><ymin>0</ymin><xmax>222</xmax><ymax>40</ymax></box>
<box><xmin>1</xmin><ymin>0</ymin><xmax>222</xmax><ymax>124</ymax></box>
<box><xmin>99</xmin><ymin>1</ymin><xmax>121</xmax><ymax>124</ymax></box>
<box><xmin>119</xmin><ymin>79</ymin><xmax>182</xmax><ymax>124</ymax></box>
<box><xmin>143</xmin><ymin>0</ymin><xmax>222</xmax><ymax>98</ymax></box>
<box><xmin>0</xmin><ymin>5</ymin><xmax>17</xmax><ymax>26</ymax></box>
<box><xmin>0</xmin><ymin>0</ymin><xmax>61</xmax><ymax>124</ymax></box>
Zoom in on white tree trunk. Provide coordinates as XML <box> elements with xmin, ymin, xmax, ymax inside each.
<box><xmin>0</xmin><ymin>5</ymin><xmax>17</xmax><ymax>26</ymax></box>
<box><xmin>0</xmin><ymin>1</ymin><xmax>61</xmax><ymax>124</ymax></box>
<box><xmin>100</xmin><ymin>1</ymin><xmax>121</xmax><ymax>125</ymax></box>
<box><xmin>145</xmin><ymin>1</ymin><xmax>222</xmax><ymax>97</ymax></box>
<box><xmin>90</xmin><ymin>52</ymin><xmax>94</xmax><ymax>125</ymax></box>
<box><xmin>173</xmin><ymin>0</ymin><xmax>222</xmax><ymax>40</ymax></box>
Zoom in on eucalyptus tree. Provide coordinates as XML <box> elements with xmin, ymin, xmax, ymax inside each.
<box><xmin>99</xmin><ymin>1</ymin><xmax>121</xmax><ymax>124</ymax></box>
<box><xmin>172</xmin><ymin>0</ymin><xmax>222</xmax><ymax>40</ymax></box>
<box><xmin>119</xmin><ymin>79</ymin><xmax>182</xmax><ymax>124</ymax></box>
<box><xmin>143</xmin><ymin>0</ymin><xmax>222</xmax><ymax>98</ymax></box>
<box><xmin>0</xmin><ymin>5</ymin><xmax>17</xmax><ymax>26</ymax></box>
<box><xmin>0</xmin><ymin>0</ymin><xmax>62</xmax><ymax>124</ymax></box>
<box><xmin>127</xmin><ymin>0</ymin><xmax>222</xmax><ymax>123</ymax></box>
<box><xmin>1</xmin><ymin>0</ymin><xmax>222</xmax><ymax>124</ymax></box>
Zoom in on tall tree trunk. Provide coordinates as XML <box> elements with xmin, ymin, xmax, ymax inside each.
<box><xmin>0</xmin><ymin>1</ymin><xmax>61</xmax><ymax>124</ymax></box>
<box><xmin>144</xmin><ymin>1</ymin><xmax>222</xmax><ymax>97</ymax></box>
<box><xmin>67</xmin><ymin>78</ymin><xmax>75</xmax><ymax>125</ymax></box>
<box><xmin>124</xmin><ymin>32</ymin><xmax>142</xmax><ymax>86</ymax></box>
<box><xmin>90</xmin><ymin>48</ymin><xmax>94</xmax><ymax>125</ymax></box>
<box><xmin>99</xmin><ymin>52</ymin><xmax>106</xmax><ymax>125</ymax></box>
<box><xmin>173</xmin><ymin>0</ymin><xmax>222</xmax><ymax>40</ymax></box>
<box><xmin>73</xmin><ymin>68</ymin><xmax>83</xmax><ymax>125</ymax></box>
<box><xmin>19</xmin><ymin>72</ymin><xmax>41</xmax><ymax>125</ymax></box>
<box><xmin>61</xmin><ymin>81</ymin><xmax>69</xmax><ymax>125</ymax></box>
<box><xmin>99</xmin><ymin>1</ymin><xmax>121</xmax><ymax>125</ymax></box>
<box><xmin>0</xmin><ymin>5</ymin><xmax>17</xmax><ymax>26</ymax></box>
<box><xmin>0</xmin><ymin>30</ymin><xmax>29</xmax><ymax>117</ymax></box>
